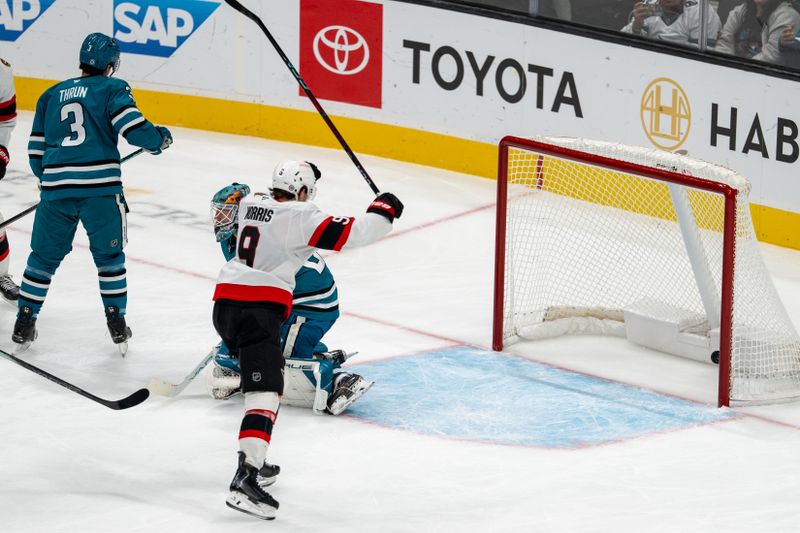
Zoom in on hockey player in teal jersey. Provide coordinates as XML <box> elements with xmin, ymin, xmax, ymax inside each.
<box><xmin>13</xmin><ymin>33</ymin><xmax>172</xmax><ymax>351</ymax></box>
<box><xmin>208</xmin><ymin>163</ymin><xmax>373</xmax><ymax>416</ymax></box>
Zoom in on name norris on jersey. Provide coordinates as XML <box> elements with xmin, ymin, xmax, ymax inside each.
<box><xmin>244</xmin><ymin>206</ymin><xmax>273</xmax><ymax>222</ymax></box>
<box><xmin>59</xmin><ymin>86</ymin><xmax>88</xmax><ymax>102</ymax></box>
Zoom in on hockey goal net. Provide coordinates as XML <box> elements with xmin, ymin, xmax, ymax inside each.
<box><xmin>493</xmin><ymin>136</ymin><xmax>800</xmax><ymax>406</ymax></box>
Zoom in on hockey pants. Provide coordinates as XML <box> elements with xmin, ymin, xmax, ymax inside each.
<box><xmin>19</xmin><ymin>195</ymin><xmax>128</xmax><ymax>317</ymax></box>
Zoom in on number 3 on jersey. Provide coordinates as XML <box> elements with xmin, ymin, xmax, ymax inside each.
<box><xmin>60</xmin><ymin>102</ymin><xmax>87</xmax><ymax>147</ymax></box>
<box><xmin>238</xmin><ymin>226</ymin><xmax>261</xmax><ymax>267</ymax></box>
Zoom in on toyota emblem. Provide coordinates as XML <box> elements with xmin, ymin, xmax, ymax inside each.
<box><xmin>312</xmin><ymin>25</ymin><xmax>370</xmax><ymax>75</ymax></box>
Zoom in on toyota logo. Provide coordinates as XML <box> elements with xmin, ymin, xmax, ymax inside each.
<box><xmin>313</xmin><ymin>25</ymin><xmax>369</xmax><ymax>75</ymax></box>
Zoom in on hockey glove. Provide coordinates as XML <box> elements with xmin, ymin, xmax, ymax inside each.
<box><xmin>0</xmin><ymin>145</ymin><xmax>9</xmax><ymax>180</ymax></box>
<box><xmin>367</xmin><ymin>192</ymin><xmax>404</xmax><ymax>222</ymax></box>
<box><xmin>149</xmin><ymin>126</ymin><xmax>173</xmax><ymax>155</ymax></box>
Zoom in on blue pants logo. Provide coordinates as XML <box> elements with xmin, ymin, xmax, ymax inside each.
<box><xmin>0</xmin><ymin>0</ymin><xmax>56</xmax><ymax>42</ymax></box>
<box><xmin>113</xmin><ymin>0</ymin><xmax>220</xmax><ymax>58</ymax></box>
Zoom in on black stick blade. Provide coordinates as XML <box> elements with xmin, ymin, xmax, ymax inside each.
<box><xmin>0</xmin><ymin>349</ymin><xmax>151</xmax><ymax>411</ymax></box>
<box><xmin>110</xmin><ymin>388</ymin><xmax>150</xmax><ymax>410</ymax></box>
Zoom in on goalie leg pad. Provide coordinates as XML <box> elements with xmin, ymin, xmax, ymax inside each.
<box><xmin>282</xmin><ymin>358</ymin><xmax>336</xmax><ymax>414</ymax></box>
<box><xmin>206</xmin><ymin>359</ymin><xmax>242</xmax><ymax>400</ymax></box>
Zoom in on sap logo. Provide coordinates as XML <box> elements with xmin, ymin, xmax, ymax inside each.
<box><xmin>0</xmin><ymin>0</ymin><xmax>56</xmax><ymax>42</ymax></box>
<box><xmin>113</xmin><ymin>0</ymin><xmax>220</xmax><ymax>58</ymax></box>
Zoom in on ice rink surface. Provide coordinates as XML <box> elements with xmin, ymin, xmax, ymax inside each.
<box><xmin>2</xmin><ymin>112</ymin><xmax>800</xmax><ymax>532</ymax></box>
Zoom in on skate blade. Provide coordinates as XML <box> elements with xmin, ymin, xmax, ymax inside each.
<box><xmin>13</xmin><ymin>330</ymin><xmax>37</xmax><ymax>354</ymax></box>
<box><xmin>118</xmin><ymin>341</ymin><xmax>128</xmax><ymax>357</ymax></box>
<box><xmin>327</xmin><ymin>380</ymin><xmax>374</xmax><ymax>416</ymax></box>
<box><xmin>226</xmin><ymin>492</ymin><xmax>276</xmax><ymax>520</ymax></box>
<box><xmin>13</xmin><ymin>341</ymin><xmax>33</xmax><ymax>354</ymax></box>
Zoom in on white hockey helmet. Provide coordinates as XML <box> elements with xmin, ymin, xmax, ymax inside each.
<box><xmin>271</xmin><ymin>160</ymin><xmax>321</xmax><ymax>200</ymax></box>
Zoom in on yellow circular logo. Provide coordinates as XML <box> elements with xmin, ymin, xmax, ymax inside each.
<box><xmin>640</xmin><ymin>78</ymin><xmax>691</xmax><ymax>151</ymax></box>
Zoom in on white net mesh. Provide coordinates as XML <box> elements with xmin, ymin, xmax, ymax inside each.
<box><xmin>500</xmin><ymin>136</ymin><xmax>800</xmax><ymax>405</ymax></box>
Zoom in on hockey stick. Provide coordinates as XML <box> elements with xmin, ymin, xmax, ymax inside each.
<box><xmin>223</xmin><ymin>0</ymin><xmax>381</xmax><ymax>196</ymax></box>
<box><xmin>0</xmin><ymin>147</ymin><xmax>147</xmax><ymax>232</ymax></box>
<box><xmin>147</xmin><ymin>346</ymin><xmax>216</xmax><ymax>397</ymax></box>
<box><xmin>0</xmin><ymin>348</ymin><xmax>149</xmax><ymax>410</ymax></box>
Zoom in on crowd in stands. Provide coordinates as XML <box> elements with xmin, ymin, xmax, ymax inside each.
<box><xmin>467</xmin><ymin>0</ymin><xmax>800</xmax><ymax>68</ymax></box>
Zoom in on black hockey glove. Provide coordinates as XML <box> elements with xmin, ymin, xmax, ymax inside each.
<box><xmin>0</xmin><ymin>144</ymin><xmax>9</xmax><ymax>179</ymax></box>
<box><xmin>367</xmin><ymin>192</ymin><xmax>404</xmax><ymax>222</ymax></box>
<box><xmin>149</xmin><ymin>126</ymin><xmax>173</xmax><ymax>155</ymax></box>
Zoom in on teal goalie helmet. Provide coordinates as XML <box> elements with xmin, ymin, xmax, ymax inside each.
<box><xmin>80</xmin><ymin>33</ymin><xmax>121</xmax><ymax>74</ymax></box>
<box><xmin>211</xmin><ymin>182</ymin><xmax>251</xmax><ymax>242</ymax></box>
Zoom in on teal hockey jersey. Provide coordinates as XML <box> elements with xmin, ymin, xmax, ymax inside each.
<box><xmin>221</xmin><ymin>238</ymin><xmax>339</xmax><ymax>321</ymax></box>
<box><xmin>27</xmin><ymin>75</ymin><xmax>163</xmax><ymax>200</ymax></box>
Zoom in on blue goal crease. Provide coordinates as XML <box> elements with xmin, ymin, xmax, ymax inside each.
<box><xmin>344</xmin><ymin>346</ymin><xmax>739</xmax><ymax>449</ymax></box>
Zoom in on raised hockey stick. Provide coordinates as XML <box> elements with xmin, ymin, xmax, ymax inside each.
<box><xmin>0</xmin><ymin>147</ymin><xmax>147</xmax><ymax>232</ymax></box>
<box><xmin>147</xmin><ymin>346</ymin><xmax>216</xmax><ymax>397</ymax></box>
<box><xmin>0</xmin><ymin>348</ymin><xmax>149</xmax><ymax>410</ymax></box>
<box><xmin>223</xmin><ymin>0</ymin><xmax>381</xmax><ymax>196</ymax></box>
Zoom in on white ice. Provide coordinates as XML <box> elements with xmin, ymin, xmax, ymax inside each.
<box><xmin>2</xmin><ymin>112</ymin><xmax>800</xmax><ymax>532</ymax></box>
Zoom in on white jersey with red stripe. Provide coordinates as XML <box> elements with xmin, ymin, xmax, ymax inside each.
<box><xmin>0</xmin><ymin>58</ymin><xmax>16</xmax><ymax>147</ymax></box>
<box><xmin>213</xmin><ymin>192</ymin><xmax>391</xmax><ymax>313</ymax></box>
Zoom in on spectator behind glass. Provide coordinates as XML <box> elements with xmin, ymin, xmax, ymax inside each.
<box><xmin>621</xmin><ymin>0</ymin><xmax>722</xmax><ymax>46</ymax></box>
<box><xmin>779</xmin><ymin>23</ymin><xmax>800</xmax><ymax>67</ymax></box>
<box><xmin>717</xmin><ymin>0</ymin><xmax>746</xmax><ymax>24</ymax></box>
<box><xmin>715</xmin><ymin>0</ymin><xmax>800</xmax><ymax>62</ymax></box>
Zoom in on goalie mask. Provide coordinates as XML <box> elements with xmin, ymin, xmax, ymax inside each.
<box><xmin>271</xmin><ymin>160</ymin><xmax>321</xmax><ymax>201</ymax></box>
<box><xmin>211</xmin><ymin>182</ymin><xmax>251</xmax><ymax>242</ymax></box>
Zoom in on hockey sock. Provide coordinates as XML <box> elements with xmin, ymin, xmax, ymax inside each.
<box><xmin>239</xmin><ymin>391</ymin><xmax>279</xmax><ymax>468</ymax></box>
<box><xmin>18</xmin><ymin>266</ymin><xmax>52</xmax><ymax>315</ymax></box>
<box><xmin>98</xmin><ymin>265</ymin><xmax>127</xmax><ymax>314</ymax></box>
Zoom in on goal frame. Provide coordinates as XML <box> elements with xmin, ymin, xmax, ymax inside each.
<box><xmin>492</xmin><ymin>136</ymin><xmax>739</xmax><ymax>407</ymax></box>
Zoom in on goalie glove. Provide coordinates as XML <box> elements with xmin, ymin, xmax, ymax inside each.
<box><xmin>0</xmin><ymin>144</ymin><xmax>9</xmax><ymax>180</ymax></box>
<box><xmin>367</xmin><ymin>192</ymin><xmax>404</xmax><ymax>222</ymax></box>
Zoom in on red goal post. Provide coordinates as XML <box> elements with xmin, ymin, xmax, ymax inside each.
<box><xmin>493</xmin><ymin>135</ymin><xmax>800</xmax><ymax>407</ymax></box>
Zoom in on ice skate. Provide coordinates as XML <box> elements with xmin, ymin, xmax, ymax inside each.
<box><xmin>257</xmin><ymin>462</ymin><xmax>281</xmax><ymax>488</ymax></box>
<box><xmin>226</xmin><ymin>452</ymin><xmax>279</xmax><ymax>520</ymax></box>
<box><xmin>326</xmin><ymin>373</ymin><xmax>374</xmax><ymax>415</ymax></box>
<box><xmin>0</xmin><ymin>274</ymin><xmax>19</xmax><ymax>306</ymax></box>
<box><xmin>12</xmin><ymin>305</ymin><xmax>37</xmax><ymax>353</ymax></box>
<box><xmin>105</xmin><ymin>306</ymin><xmax>132</xmax><ymax>356</ymax></box>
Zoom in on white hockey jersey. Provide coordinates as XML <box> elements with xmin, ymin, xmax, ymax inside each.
<box><xmin>213</xmin><ymin>192</ymin><xmax>392</xmax><ymax>315</ymax></box>
<box><xmin>621</xmin><ymin>1</ymin><xmax>722</xmax><ymax>46</ymax></box>
<box><xmin>0</xmin><ymin>58</ymin><xmax>16</xmax><ymax>147</ymax></box>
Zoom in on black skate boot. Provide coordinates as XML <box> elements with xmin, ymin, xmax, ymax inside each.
<box><xmin>326</xmin><ymin>372</ymin><xmax>374</xmax><ymax>416</ymax></box>
<box><xmin>0</xmin><ymin>274</ymin><xmax>19</xmax><ymax>304</ymax></box>
<box><xmin>258</xmin><ymin>462</ymin><xmax>281</xmax><ymax>488</ymax></box>
<box><xmin>105</xmin><ymin>306</ymin><xmax>132</xmax><ymax>356</ymax></box>
<box><xmin>226</xmin><ymin>452</ymin><xmax>279</xmax><ymax>520</ymax></box>
<box><xmin>12</xmin><ymin>305</ymin><xmax>37</xmax><ymax>352</ymax></box>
